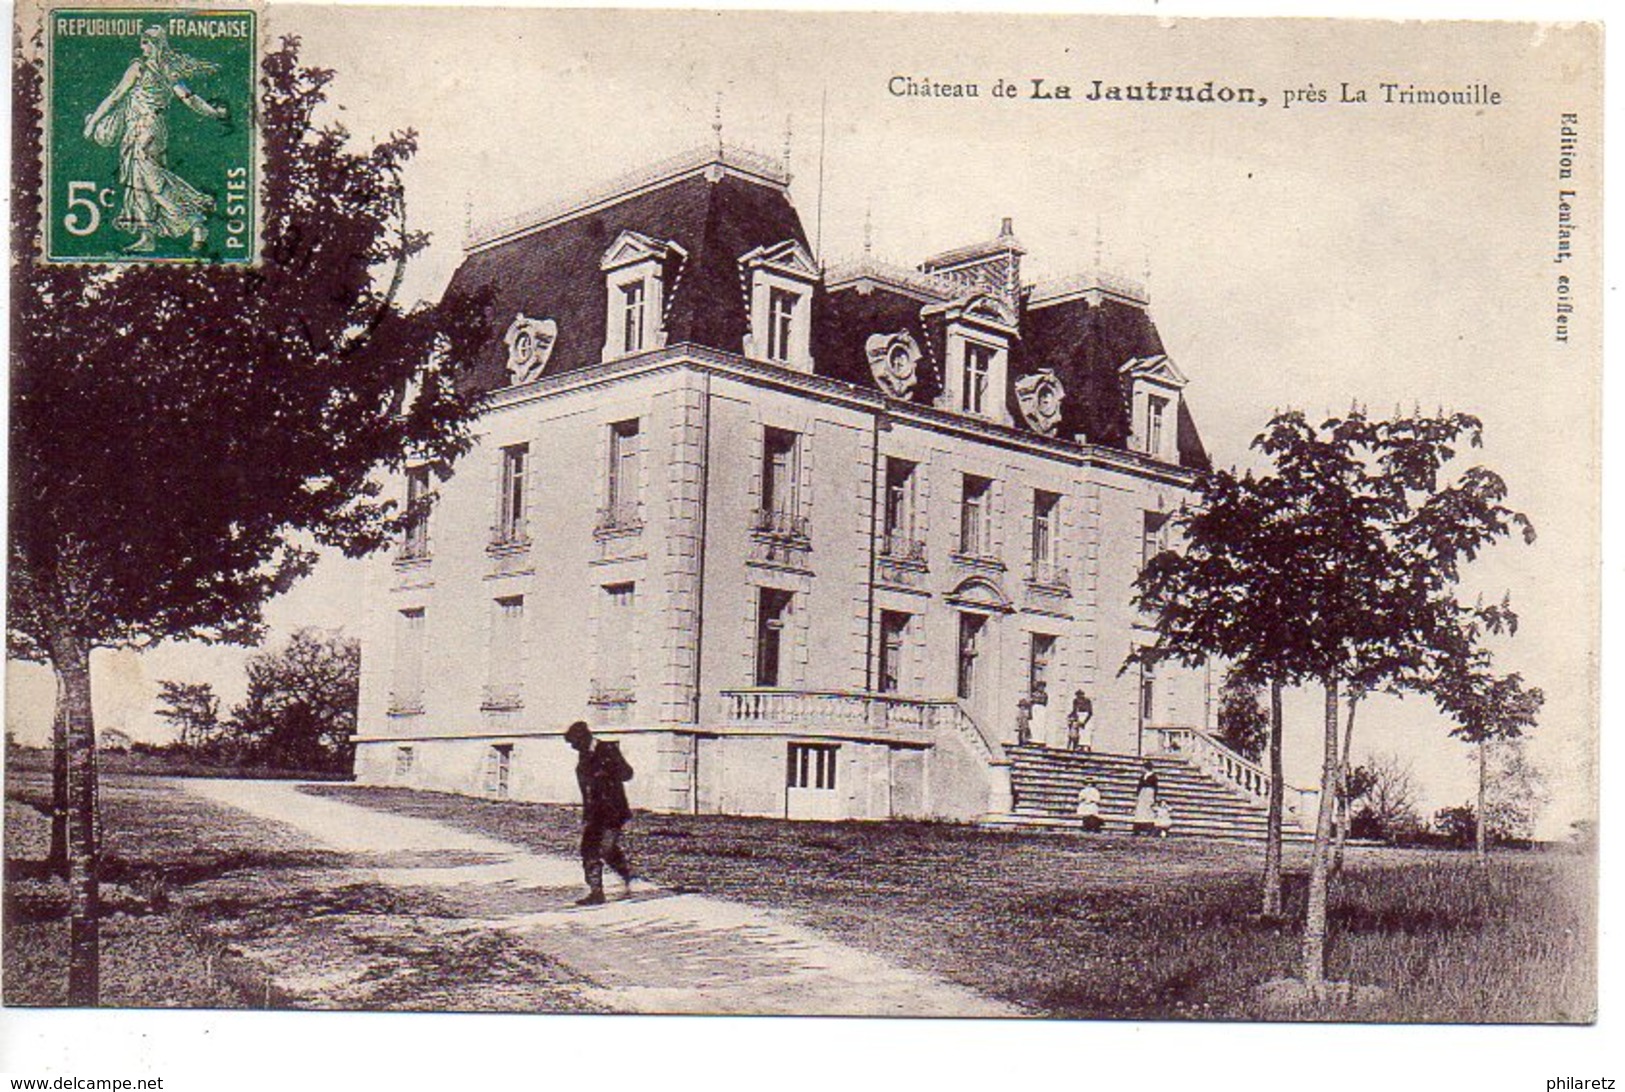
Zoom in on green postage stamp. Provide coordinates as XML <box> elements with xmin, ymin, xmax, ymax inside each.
<box><xmin>45</xmin><ymin>7</ymin><xmax>257</xmax><ymax>263</ymax></box>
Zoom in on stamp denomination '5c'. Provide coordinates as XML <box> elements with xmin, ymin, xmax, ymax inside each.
<box><xmin>46</xmin><ymin>7</ymin><xmax>256</xmax><ymax>263</ymax></box>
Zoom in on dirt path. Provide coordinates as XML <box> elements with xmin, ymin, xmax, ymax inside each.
<box><xmin>184</xmin><ymin>779</ymin><xmax>1020</xmax><ymax>1017</ymax></box>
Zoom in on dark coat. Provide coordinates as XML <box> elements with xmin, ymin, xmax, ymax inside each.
<box><xmin>577</xmin><ymin>740</ymin><xmax>634</xmax><ymax>827</ymax></box>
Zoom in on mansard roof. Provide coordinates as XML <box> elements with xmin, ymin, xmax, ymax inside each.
<box><xmin>445</xmin><ymin>149</ymin><xmax>808</xmax><ymax>394</ymax></box>
<box><xmin>443</xmin><ymin>146</ymin><xmax>1210</xmax><ymax>470</ymax></box>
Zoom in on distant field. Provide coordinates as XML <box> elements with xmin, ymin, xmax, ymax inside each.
<box><xmin>312</xmin><ymin>784</ymin><xmax>1598</xmax><ymax>1022</ymax></box>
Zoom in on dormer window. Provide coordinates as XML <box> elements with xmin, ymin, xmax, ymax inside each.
<box><xmin>1147</xmin><ymin>395</ymin><xmax>1168</xmax><ymax>455</ymax></box>
<box><xmin>1120</xmin><ymin>355</ymin><xmax>1190</xmax><ymax>462</ymax></box>
<box><xmin>621</xmin><ymin>281</ymin><xmax>647</xmax><ymax>354</ymax></box>
<box><xmin>931</xmin><ymin>294</ymin><xmax>1017</xmax><ymax>424</ymax></box>
<box><xmin>740</xmin><ymin>240</ymin><xmax>819</xmax><ymax>372</ymax></box>
<box><xmin>961</xmin><ymin>342</ymin><xmax>994</xmax><ymax>415</ymax></box>
<box><xmin>601</xmin><ymin>230</ymin><xmax>685</xmax><ymax>363</ymax></box>
<box><xmin>767</xmin><ymin>287</ymin><xmax>799</xmax><ymax>363</ymax></box>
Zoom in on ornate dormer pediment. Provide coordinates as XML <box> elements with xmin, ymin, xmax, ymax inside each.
<box><xmin>600</xmin><ymin>230</ymin><xmax>686</xmax><ymax>273</ymax></box>
<box><xmin>504</xmin><ymin>314</ymin><xmax>558</xmax><ymax>384</ymax></box>
<box><xmin>1119</xmin><ymin>354</ymin><xmax>1189</xmax><ymax>389</ymax></box>
<box><xmin>739</xmin><ymin>239</ymin><xmax>819</xmax><ymax>281</ymax></box>
<box><xmin>924</xmin><ymin>292</ymin><xmax>1019</xmax><ymax>336</ymax></box>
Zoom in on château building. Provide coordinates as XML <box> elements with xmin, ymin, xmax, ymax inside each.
<box><xmin>352</xmin><ymin>144</ymin><xmax>1303</xmax><ymax>829</ymax></box>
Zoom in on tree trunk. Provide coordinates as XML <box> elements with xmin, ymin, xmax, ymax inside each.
<box><xmin>1331</xmin><ymin>690</ymin><xmax>1362</xmax><ymax>877</ymax></box>
<box><xmin>1261</xmin><ymin>677</ymin><xmax>1285</xmax><ymax>920</ymax></box>
<box><xmin>50</xmin><ymin>673</ymin><xmax>69</xmax><ymax>878</ymax></box>
<box><xmin>1475</xmin><ymin>738</ymin><xmax>1489</xmax><ymax>867</ymax></box>
<box><xmin>45</xmin><ymin>621</ymin><xmax>100</xmax><ymax>1006</ymax></box>
<box><xmin>1300</xmin><ymin>676</ymin><xmax>1341</xmax><ymax>987</ymax></box>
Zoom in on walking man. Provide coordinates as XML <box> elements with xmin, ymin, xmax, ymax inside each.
<box><xmin>564</xmin><ymin>721</ymin><xmax>635</xmax><ymax>905</ymax></box>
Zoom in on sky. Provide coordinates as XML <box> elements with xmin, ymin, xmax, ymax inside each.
<box><xmin>4</xmin><ymin>8</ymin><xmax>1602</xmax><ymax>838</ymax></box>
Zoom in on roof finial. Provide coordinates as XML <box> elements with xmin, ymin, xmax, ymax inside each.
<box><xmin>863</xmin><ymin>202</ymin><xmax>874</xmax><ymax>258</ymax></box>
<box><xmin>1093</xmin><ymin>212</ymin><xmax>1104</xmax><ymax>275</ymax></box>
<box><xmin>999</xmin><ymin>216</ymin><xmax>1015</xmax><ymax>240</ymax></box>
<box><xmin>783</xmin><ymin>113</ymin><xmax>793</xmax><ymax>173</ymax></box>
<box><xmin>713</xmin><ymin>91</ymin><xmax>724</xmax><ymax>157</ymax></box>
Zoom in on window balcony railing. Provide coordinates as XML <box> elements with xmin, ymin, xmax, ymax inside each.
<box><xmin>480</xmin><ymin>684</ymin><xmax>524</xmax><ymax>712</ymax></box>
<box><xmin>397</xmin><ymin>530</ymin><xmax>432</xmax><ymax>564</ymax></box>
<box><xmin>1028</xmin><ymin>560</ymin><xmax>1070</xmax><ymax>591</ymax></box>
<box><xmin>488</xmin><ymin>524</ymin><xmax>531</xmax><ymax>552</ymax></box>
<box><xmin>594</xmin><ymin>501</ymin><xmax>645</xmax><ymax>536</ymax></box>
<box><xmin>588</xmin><ymin>677</ymin><xmax>637</xmax><ymax>707</ymax></box>
<box><xmin>879</xmin><ymin>533</ymin><xmax>927</xmax><ymax>565</ymax></box>
<box><xmin>386</xmin><ymin>693</ymin><xmax>425</xmax><ymax>717</ymax></box>
<box><xmin>752</xmin><ymin>507</ymin><xmax>810</xmax><ymax>542</ymax></box>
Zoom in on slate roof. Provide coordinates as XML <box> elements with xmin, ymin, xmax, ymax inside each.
<box><xmin>444</xmin><ymin>150</ymin><xmax>1209</xmax><ymax>470</ymax></box>
<box><xmin>445</xmin><ymin>164</ymin><xmax>807</xmax><ymax>394</ymax></box>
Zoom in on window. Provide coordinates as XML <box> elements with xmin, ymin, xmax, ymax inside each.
<box><xmin>1142</xmin><ymin>511</ymin><xmax>1170</xmax><ymax>568</ymax></box>
<box><xmin>1032</xmin><ymin>490</ymin><xmax>1059</xmax><ymax>566</ymax></box>
<box><xmin>959</xmin><ymin>474</ymin><xmax>992</xmax><ymax>556</ymax></box>
<box><xmin>957</xmin><ymin>612</ymin><xmax>987</xmax><ymax>701</ymax></box>
<box><xmin>394</xmin><ymin>745</ymin><xmax>415</xmax><ymax>777</ymax></box>
<box><xmin>496</xmin><ymin>443</ymin><xmax>529</xmax><ymax>544</ymax></box>
<box><xmin>621</xmin><ymin>281</ymin><xmax>647</xmax><ymax>354</ymax></box>
<box><xmin>758</xmin><ymin>428</ymin><xmax>802</xmax><ymax>536</ymax></box>
<box><xmin>402</xmin><ymin>466</ymin><xmax>431</xmax><ymax>559</ymax></box>
<box><xmin>391</xmin><ymin>608</ymin><xmax>426</xmax><ymax>713</ymax></box>
<box><xmin>1029</xmin><ymin>633</ymin><xmax>1056</xmax><ymax>699</ymax></box>
<box><xmin>787</xmin><ymin>743</ymin><xmax>839</xmax><ymax>791</ymax></box>
<box><xmin>755</xmin><ymin>587</ymin><xmax>794</xmax><ymax>687</ymax></box>
<box><xmin>485</xmin><ymin>596</ymin><xmax>524</xmax><ymax>709</ymax></box>
<box><xmin>961</xmin><ymin>342</ymin><xmax>994</xmax><ymax>415</ymax></box>
<box><xmin>878</xmin><ymin>611</ymin><xmax>911</xmax><ymax>694</ymax></box>
<box><xmin>1147</xmin><ymin>394</ymin><xmax>1169</xmax><ymax>457</ymax></box>
<box><xmin>767</xmin><ymin>287</ymin><xmax>798</xmax><ymax>363</ymax></box>
<box><xmin>484</xmin><ymin>743</ymin><xmax>513</xmax><ymax>799</ymax></box>
<box><xmin>1140</xmin><ymin>663</ymin><xmax>1157</xmax><ymax>726</ymax></box>
<box><xmin>882</xmin><ymin>458</ymin><xmax>919</xmax><ymax>558</ymax></box>
<box><xmin>604</xmin><ymin>419</ymin><xmax>641</xmax><ymax>530</ymax></box>
<box><xmin>596</xmin><ymin>582</ymin><xmax>637</xmax><ymax>700</ymax></box>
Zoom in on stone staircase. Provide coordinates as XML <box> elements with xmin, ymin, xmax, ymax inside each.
<box><xmin>991</xmin><ymin>744</ymin><xmax>1314</xmax><ymax>843</ymax></box>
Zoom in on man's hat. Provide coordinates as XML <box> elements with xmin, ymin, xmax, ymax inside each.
<box><xmin>564</xmin><ymin>721</ymin><xmax>592</xmax><ymax>746</ymax></box>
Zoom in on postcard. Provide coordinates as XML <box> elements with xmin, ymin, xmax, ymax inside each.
<box><xmin>4</xmin><ymin>0</ymin><xmax>1606</xmax><ymax>1077</ymax></box>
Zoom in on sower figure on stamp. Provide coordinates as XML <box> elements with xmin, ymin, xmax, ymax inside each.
<box><xmin>83</xmin><ymin>26</ymin><xmax>229</xmax><ymax>253</ymax></box>
<box><xmin>564</xmin><ymin>721</ymin><xmax>634</xmax><ymax>906</ymax></box>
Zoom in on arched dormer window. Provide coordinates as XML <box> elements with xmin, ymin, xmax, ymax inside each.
<box><xmin>927</xmin><ymin>293</ymin><xmax>1018</xmax><ymax>425</ymax></box>
<box><xmin>740</xmin><ymin>240</ymin><xmax>819</xmax><ymax>372</ymax></box>
<box><xmin>601</xmin><ymin>230</ymin><xmax>686</xmax><ymax>363</ymax></box>
<box><xmin>1119</xmin><ymin>355</ymin><xmax>1190</xmax><ymax>462</ymax></box>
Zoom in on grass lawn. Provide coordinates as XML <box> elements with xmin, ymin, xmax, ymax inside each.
<box><xmin>312</xmin><ymin>784</ymin><xmax>1597</xmax><ymax>1022</ymax></box>
<box><xmin>4</xmin><ymin>770</ymin><xmax>586</xmax><ymax>1012</ymax></box>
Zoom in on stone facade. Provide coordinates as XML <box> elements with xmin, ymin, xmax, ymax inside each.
<box><xmin>354</xmin><ymin>145</ymin><xmax>1214</xmax><ymax>822</ymax></box>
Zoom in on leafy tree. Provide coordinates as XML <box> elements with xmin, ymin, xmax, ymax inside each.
<box><xmin>1133</xmin><ymin>465</ymin><xmax>1311</xmax><ymax>921</ymax></box>
<box><xmin>9</xmin><ymin>37</ymin><xmax>487</xmax><ymax>1003</ymax></box>
<box><xmin>1214</xmin><ymin>673</ymin><xmax>1268</xmax><ymax>762</ymax></box>
<box><xmin>1140</xmin><ymin>407</ymin><xmax>1533</xmax><ymax>988</ymax></box>
<box><xmin>1430</xmin><ymin>616</ymin><xmax>1544</xmax><ymax>865</ymax></box>
<box><xmin>1344</xmin><ymin>752</ymin><xmax>1422</xmax><ymax>843</ymax></box>
<box><xmin>229</xmin><ymin>628</ymin><xmax>360</xmax><ymax>772</ymax></box>
<box><xmin>1432</xmin><ymin>803</ymin><xmax>1480</xmax><ymax>848</ymax></box>
<box><xmin>1482</xmin><ymin>737</ymin><xmax>1547</xmax><ymax>846</ymax></box>
<box><xmin>1256</xmin><ymin>409</ymin><xmax>1531</xmax><ymax>986</ymax></box>
<box><xmin>155</xmin><ymin>680</ymin><xmax>224</xmax><ymax>752</ymax></box>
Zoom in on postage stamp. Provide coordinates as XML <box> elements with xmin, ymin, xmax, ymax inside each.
<box><xmin>44</xmin><ymin>7</ymin><xmax>257</xmax><ymax>263</ymax></box>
